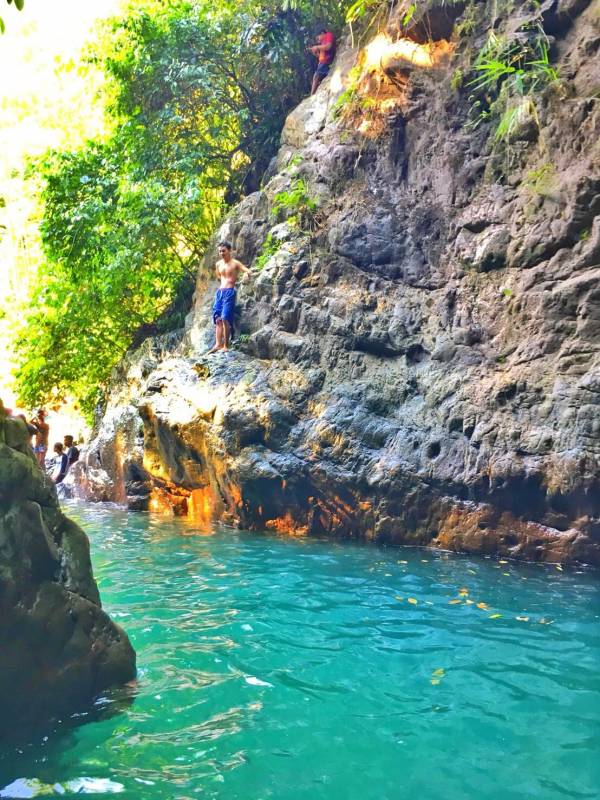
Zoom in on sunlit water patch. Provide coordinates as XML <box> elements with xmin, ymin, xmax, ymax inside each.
<box><xmin>1</xmin><ymin>504</ymin><xmax>599</xmax><ymax>799</ymax></box>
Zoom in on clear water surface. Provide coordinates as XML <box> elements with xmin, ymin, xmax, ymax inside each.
<box><xmin>1</xmin><ymin>503</ymin><xmax>599</xmax><ymax>800</ymax></box>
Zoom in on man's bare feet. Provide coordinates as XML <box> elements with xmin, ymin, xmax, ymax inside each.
<box><xmin>206</xmin><ymin>345</ymin><xmax>220</xmax><ymax>355</ymax></box>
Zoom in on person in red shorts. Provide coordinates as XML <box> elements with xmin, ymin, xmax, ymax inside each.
<box><xmin>309</xmin><ymin>27</ymin><xmax>336</xmax><ymax>95</ymax></box>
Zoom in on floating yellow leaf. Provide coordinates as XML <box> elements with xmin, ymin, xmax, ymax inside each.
<box><xmin>538</xmin><ymin>618</ymin><xmax>553</xmax><ymax>625</ymax></box>
<box><xmin>408</xmin><ymin>597</ymin><xmax>418</xmax><ymax>605</ymax></box>
<box><xmin>448</xmin><ymin>599</ymin><xmax>462</xmax><ymax>605</ymax></box>
<box><xmin>516</xmin><ymin>615</ymin><xmax>529</xmax><ymax>622</ymax></box>
<box><xmin>459</xmin><ymin>588</ymin><xmax>469</xmax><ymax>596</ymax></box>
<box><xmin>465</xmin><ymin>599</ymin><xmax>474</xmax><ymax>605</ymax></box>
<box><xmin>489</xmin><ymin>614</ymin><xmax>502</xmax><ymax>619</ymax></box>
<box><xmin>476</xmin><ymin>602</ymin><xmax>489</xmax><ymax>610</ymax></box>
<box><xmin>430</xmin><ymin>678</ymin><xmax>440</xmax><ymax>685</ymax></box>
<box><xmin>502</xmin><ymin>572</ymin><xmax>510</xmax><ymax>576</ymax></box>
<box><xmin>467</xmin><ymin>569</ymin><xmax>477</xmax><ymax>575</ymax></box>
<box><xmin>555</xmin><ymin>564</ymin><xmax>563</xmax><ymax>572</ymax></box>
<box><xmin>499</xmin><ymin>560</ymin><xmax>508</xmax><ymax>565</ymax></box>
<box><xmin>421</xmin><ymin>559</ymin><xmax>429</xmax><ymax>563</ymax></box>
<box><xmin>394</xmin><ymin>596</ymin><xmax>404</xmax><ymax>601</ymax></box>
<box><xmin>432</xmin><ymin>668</ymin><xmax>445</xmax><ymax>677</ymax></box>
<box><xmin>398</xmin><ymin>560</ymin><xmax>408</xmax><ymax>564</ymax></box>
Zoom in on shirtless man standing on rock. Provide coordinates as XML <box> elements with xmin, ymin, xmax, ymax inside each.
<box><xmin>208</xmin><ymin>241</ymin><xmax>251</xmax><ymax>354</ymax></box>
<box><xmin>30</xmin><ymin>408</ymin><xmax>49</xmax><ymax>467</ymax></box>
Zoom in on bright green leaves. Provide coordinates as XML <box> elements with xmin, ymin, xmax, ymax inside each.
<box><xmin>1</xmin><ymin>0</ymin><xmax>24</xmax><ymax>35</ymax></box>
<box><xmin>14</xmin><ymin>0</ymin><xmax>353</xmax><ymax>417</ymax></box>
<box><xmin>467</xmin><ymin>25</ymin><xmax>560</xmax><ymax>141</ymax></box>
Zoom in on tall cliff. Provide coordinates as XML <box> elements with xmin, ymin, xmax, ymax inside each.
<box><xmin>73</xmin><ymin>0</ymin><xmax>600</xmax><ymax>565</ymax></box>
<box><xmin>0</xmin><ymin>402</ymin><xmax>136</xmax><ymax>736</ymax></box>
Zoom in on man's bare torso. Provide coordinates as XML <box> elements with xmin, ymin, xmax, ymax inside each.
<box><xmin>217</xmin><ymin>258</ymin><xmax>245</xmax><ymax>289</ymax></box>
<box><xmin>33</xmin><ymin>421</ymin><xmax>49</xmax><ymax>448</ymax></box>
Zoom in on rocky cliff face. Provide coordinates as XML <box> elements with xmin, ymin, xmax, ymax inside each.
<box><xmin>73</xmin><ymin>0</ymin><xmax>600</xmax><ymax>565</ymax></box>
<box><xmin>0</xmin><ymin>402</ymin><xmax>136</xmax><ymax>736</ymax></box>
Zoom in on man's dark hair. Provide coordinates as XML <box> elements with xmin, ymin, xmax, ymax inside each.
<box><xmin>64</xmin><ymin>435</ymin><xmax>74</xmax><ymax>445</ymax></box>
<box><xmin>218</xmin><ymin>241</ymin><xmax>232</xmax><ymax>250</ymax></box>
<box><xmin>317</xmin><ymin>27</ymin><xmax>327</xmax><ymax>34</ymax></box>
<box><xmin>53</xmin><ymin>442</ymin><xmax>64</xmax><ymax>453</ymax></box>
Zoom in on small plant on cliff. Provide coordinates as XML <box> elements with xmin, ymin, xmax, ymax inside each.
<box><xmin>272</xmin><ymin>177</ymin><xmax>319</xmax><ymax>229</ymax></box>
<box><xmin>524</xmin><ymin>162</ymin><xmax>556</xmax><ymax>196</ymax></box>
<box><xmin>467</xmin><ymin>26</ymin><xmax>560</xmax><ymax>142</ymax></box>
<box><xmin>255</xmin><ymin>232</ymin><xmax>283</xmax><ymax>270</ymax></box>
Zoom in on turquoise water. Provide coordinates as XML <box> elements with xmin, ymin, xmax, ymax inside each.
<box><xmin>1</xmin><ymin>504</ymin><xmax>599</xmax><ymax>800</ymax></box>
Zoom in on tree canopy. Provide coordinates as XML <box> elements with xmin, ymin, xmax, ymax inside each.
<box><xmin>12</xmin><ymin>0</ymin><xmax>349</xmax><ymax>418</ymax></box>
<box><xmin>0</xmin><ymin>0</ymin><xmax>24</xmax><ymax>35</ymax></box>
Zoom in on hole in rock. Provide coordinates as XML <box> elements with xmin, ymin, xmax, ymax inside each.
<box><xmin>449</xmin><ymin>417</ymin><xmax>463</xmax><ymax>434</ymax></box>
<box><xmin>426</xmin><ymin>441</ymin><xmax>441</xmax><ymax>459</ymax></box>
<box><xmin>406</xmin><ymin>344</ymin><xmax>429</xmax><ymax>364</ymax></box>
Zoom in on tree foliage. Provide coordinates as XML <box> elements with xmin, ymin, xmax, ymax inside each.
<box><xmin>14</xmin><ymin>0</ymin><xmax>349</xmax><ymax>418</ymax></box>
<box><xmin>0</xmin><ymin>0</ymin><xmax>24</xmax><ymax>35</ymax></box>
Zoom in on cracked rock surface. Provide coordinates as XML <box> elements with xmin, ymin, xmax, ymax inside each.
<box><xmin>73</xmin><ymin>1</ymin><xmax>600</xmax><ymax>565</ymax></box>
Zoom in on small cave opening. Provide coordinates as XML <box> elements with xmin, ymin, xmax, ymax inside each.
<box><xmin>426</xmin><ymin>441</ymin><xmax>441</xmax><ymax>459</ymax></box>
<box><xmin>406</xmin><ymin>343</ymin><xmax>429</xmax><ymax>364</ymax></box>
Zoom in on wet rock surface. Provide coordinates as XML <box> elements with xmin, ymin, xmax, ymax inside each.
<box><xmin>0</xmin><ymin>403</ymin><xmax>136</xmax><ymax>736</ymax></box>
<box><xmin>76</xmin><ymin>2</ymin><xmax>600</xmax><ymax>565</ymax></box>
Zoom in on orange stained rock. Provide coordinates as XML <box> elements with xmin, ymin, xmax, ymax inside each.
<box><xmin>228</xmin><ymin>481</ymin><xmax>242</xmax><ymax>509</ymax></box>
<box><xmin>265</xmin><ymin>512</ymin><xmax>309</xmax><ymax>537</ymax></box>
<box><xmin>187</xmin><ymin>486</ymin><xmax>218</xmax><ymax>532</ymax></box>
<box><xmin>149</xmin><ymin>487</ymin><xmax>176</xmax><ymax>516</ymax></box>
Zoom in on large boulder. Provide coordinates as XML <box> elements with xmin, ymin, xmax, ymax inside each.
<box><xmin>0</xmin><ymin>401</ymin><xmax>136</xmax><ymax>736</ymax></box>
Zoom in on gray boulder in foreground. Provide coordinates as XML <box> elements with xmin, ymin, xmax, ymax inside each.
<box><xmin>0</xmin><ymin>401</ymin><xmax>136</xmax><ymax>736</ymax></box>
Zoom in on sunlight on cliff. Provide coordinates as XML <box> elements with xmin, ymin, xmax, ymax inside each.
<box><xmin>339</xmin><ymin>33</ymin><xmax>455</xmax><ymax>138</ymax></box>
<box><xmin>188</xmin><ymin>487</ymin><xmax>217</xmax><ymax>531</ymax></box>
<box><xmin>363</xmin><ymin>33</ymin><xmax>442</xmax><ymax>71</ymax></box>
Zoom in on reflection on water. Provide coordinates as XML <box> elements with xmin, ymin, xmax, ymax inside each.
<box><xmin>1</xmin><ymin>503</ymin><xmax>599</xmax><ymax>800</ymax></box>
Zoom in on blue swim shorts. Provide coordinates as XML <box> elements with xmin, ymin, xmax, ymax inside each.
<box><xmin>213</xmin><ymin>288</ymin><xmax>236</xmax><ymax>332</ymax></box>
<box><xmin>315</xmin><ymin>62</ymin><xmax>331</xmax><ymax>79</ymax></box>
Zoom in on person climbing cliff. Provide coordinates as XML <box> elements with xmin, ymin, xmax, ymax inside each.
<box><xmin>30</xmin><ymin>408</ymin><xmax>49</xmax><ymax>467</ymax></box>
<box><xmin>309</xmin><ymin>27</ymin><xmax>336</xmax><ymax>95</ymax></box>
<box><xmin>208</xmin><ymin>241</ymin><xmax>251</xmax><ymax>354</ymax></box>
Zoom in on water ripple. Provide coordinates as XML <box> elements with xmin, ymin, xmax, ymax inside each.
<box><xmin>1</xmin><ymin>505</ymin><xmax>598</xmax><ymax>800</ymax></box>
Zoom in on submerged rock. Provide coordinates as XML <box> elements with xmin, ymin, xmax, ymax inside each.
<box><xmin>74</xmin><ymin>2</ymin><xmax>600</xmax><ymax>565</ymax></box>
<box><xmin>0</xmin><ymin>402</ymin><xmax>136</xmax><ymax>736</ymax></box>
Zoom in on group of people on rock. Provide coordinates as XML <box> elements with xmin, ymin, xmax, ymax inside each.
<box><xmin>28</xmin><ymin>408</ymin><xmax>80</xmax><ymax>484</ymax></box>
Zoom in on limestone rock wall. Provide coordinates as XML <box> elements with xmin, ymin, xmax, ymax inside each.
<box><xmin>0</xmin><ymin>402</ymin><xmax>136</xmax><ymax>736</ymax></box>
<box><xmin>75</xmin><ymin>0</ymin><xmax>600</xmax><ymax>565</ymax></box>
